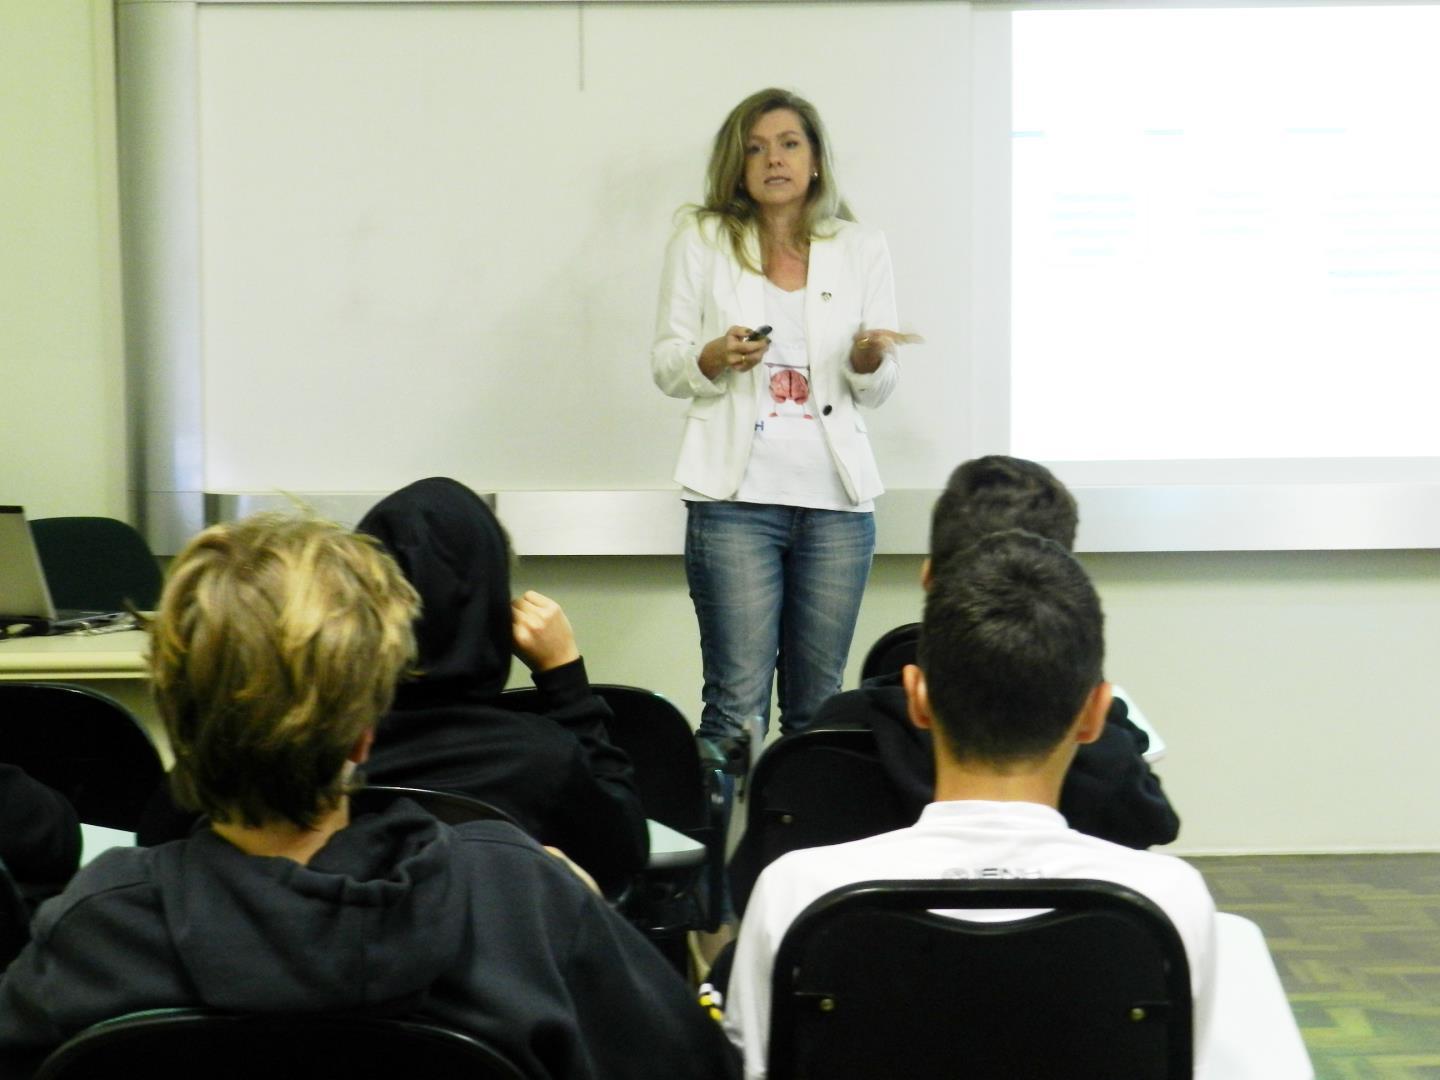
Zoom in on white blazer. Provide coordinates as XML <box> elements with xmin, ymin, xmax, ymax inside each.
<box><xmin>651</xmin><ymin>216</ymin><xmax>899</xmax><ymax>505</ymax></box>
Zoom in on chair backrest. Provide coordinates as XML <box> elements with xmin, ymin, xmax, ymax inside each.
<box><xmin>0</xmin><ymin>858</ymin><xmax>30</xmax><ymax>970</ymax></box>
<box><xmin>769</xmin><ymin>878</ymin><xmax>1193</xmax><ymax>1080</ymax></box>
<box><xmin>731</xmin><ymin>728</ymin><xmax>911</xmax><ymax>915</ymax></box>
<box><xmin>590</xmin><ymin>685</ymin><xmax>711</xmax><ymax>834</ymax></box>
<box><xmin>0</xmin><ymin>684</ymin><xmax>164</xmax><ymax>831</ymax></box>
<box><xmin>502</xmin><ymin>683</ymin><xmax>712</xmax><ymax>836</ymax></box>
<box><xmin>501</xmin><ymin>682</ymin><xmax>726</xmax><ymax>934</ymax></box>
<box><xmin>134</xmin><ymin>786</ymin><xmax>523</xmax><ymax>852</ymax></box>
<box><xmin>28</xmin><ymin>516</ymin><xmax>163</xmax><ymax>613</ymax></box>
<box><xmin>587</xmin><ymin>684</ymin><xmax>727</xmax><ymax>936</ymax></box>
<box><xmin>857</xmin><ymin>621</ymin><xmax>919</xmax><ymax>684</ymax></box>
<box><xmin>355</xmin><ymin>784</ymin><xmax>520</xmax><ymax>828</ymax></box>
<box><xmin>33</xmin><ymin>1007</ymin><xmax>526</xmax><ymax>1080</ymax></box>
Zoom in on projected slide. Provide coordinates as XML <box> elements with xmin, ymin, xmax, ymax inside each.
<box><xmin>1011</xmin><ymin>7</ymin><xmax>1440</xmax><ymax>463</ymax></box>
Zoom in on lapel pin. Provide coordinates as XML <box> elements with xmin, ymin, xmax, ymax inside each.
<box><xmin>821</xmin><ymin>291</ymin><xmax>832</xmax><ymax>302</ymax></box>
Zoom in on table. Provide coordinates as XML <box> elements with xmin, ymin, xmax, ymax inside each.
<box><xmin>0</xmin><ymin>629</ymin><xmax>167</xmax><ymax>763</ymax></box>
<box><xmin>646</xmin><ymin>819</ymin><xmax>705</xmax><ymax>869</ymax></box>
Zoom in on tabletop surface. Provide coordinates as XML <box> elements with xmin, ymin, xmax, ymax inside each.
<box><xmin>0</xmin><ymin>628</ymin><xmax>150</xmax><ymax>675</ymax></box>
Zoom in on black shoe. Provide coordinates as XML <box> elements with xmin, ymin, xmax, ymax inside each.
<box><xmin>697</xmin><ymin>734</ymin><xmax>751</xmax><ymax>778</ymax></box>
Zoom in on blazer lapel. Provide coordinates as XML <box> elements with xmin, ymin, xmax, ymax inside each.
<box><xmin>805</xmin><ymin>233</ymin><xmax>841</xmax><ymax>367</ymax></box>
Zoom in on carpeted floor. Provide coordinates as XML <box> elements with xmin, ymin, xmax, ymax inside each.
<box><xmin>1189</xmin><ymin>853</ymin><xmax>1440</xmax><ymax>1080</ymax></box>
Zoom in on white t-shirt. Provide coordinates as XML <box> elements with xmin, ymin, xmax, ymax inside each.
<box><xmin>724</xmin><ymin>800</ymin><xmax>1218</xmax><ymax>1080</ymax></box>
<box><xmin>685</xmin><ymin>280</ymin><xmax>871</xmax><ymax>512</ymax></box>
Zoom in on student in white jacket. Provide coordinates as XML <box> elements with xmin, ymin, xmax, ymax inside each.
<box><xmin>651</xmin><ymin>87</ymin><xmax>917</xmax><ymax>765</ymax></box>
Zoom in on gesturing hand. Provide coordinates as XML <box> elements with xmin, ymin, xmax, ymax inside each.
<box><xmin>511</xmin><ymin>590</ymin><xmax>581</xmax><ymax>673</ymax></box>
<box><xmin>850</xmin><ymin>327</ymin><xmax>924</xmax><ymax>374</ymax></box>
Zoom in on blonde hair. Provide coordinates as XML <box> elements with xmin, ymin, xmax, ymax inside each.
<box><xmin>695</xmin><ymin>87</ymin><xmax>853</xmax><ymax>273</ymax></box>
<box><xmin>149</xmin><ymin>514</ymin><xmax>418</xmax><ymax>829</ymax></box>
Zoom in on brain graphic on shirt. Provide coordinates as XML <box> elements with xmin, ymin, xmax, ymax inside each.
<box><xmin>769</xmin><ymin>368</ymin><xmax>810</xmax><ymax>406</ymax></box>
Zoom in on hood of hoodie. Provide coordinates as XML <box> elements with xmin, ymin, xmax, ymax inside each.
<box><xmin>858</xmin><ymin>672</ymin><xmax>936</xmax><ymax>816</ymax></box>
<box><xmin>356</xmin><ymin>477</ymin><xmax>513</xmax><ymax>706</ymax></box>
<box><xmin>150</xmin><ymin>801</ymin><xmax>466</xmax><ymax>1013</ymax></box>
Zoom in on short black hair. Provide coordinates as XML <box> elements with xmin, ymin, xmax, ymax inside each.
<box><xmin>918</xmin><ymin>530</ymin><xmax>1103</xmax><ymax>766</ymax></box>
<box><xmin>929</xmin><ymin>456</ymin><xmax>1079</xmax><ymax>574</ymax></box>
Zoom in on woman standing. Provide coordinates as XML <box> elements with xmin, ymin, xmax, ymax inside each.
<box><xmin>652</xmin><ymin>88</ymin><xmax>914</xmax><ymax>767</ymax></box>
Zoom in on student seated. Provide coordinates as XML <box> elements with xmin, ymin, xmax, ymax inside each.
<box><xmin>819</xmin><ymin>456</ymin><xmax>1178</xmax><ymax>849</ymax></box>
<box><xmin>0</xmin><ymin>514</ymin><xmax>737</xmax><ymax>1080</ymax></box>
<box><xmin>726</xmin><ymin>455</ymin><xmax>1178</xmax><ymax>917</ymax></box>
<box><xmin>723</xmin><ymin>530</ymin><xmax>1217</xmax><ymax>1078</ymax></box>
<box><xmin>356</xmin><ymin>477</ymin><xmax>647</xmax><ymax>898</ymax></box>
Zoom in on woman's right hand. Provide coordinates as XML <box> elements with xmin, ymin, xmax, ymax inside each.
<box><xmin>698</xmin><ymin>326</ymin><xmax>770</xmax><ymax>380</ymax></box>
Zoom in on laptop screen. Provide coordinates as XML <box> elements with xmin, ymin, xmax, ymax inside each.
<box><xmin>0</xmin><ymin>506</ymin><xmax>58</xmax><ymax>621</ymax></box>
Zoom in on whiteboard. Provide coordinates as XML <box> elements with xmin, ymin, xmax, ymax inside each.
<box><xmin>191</xmin><ymin>1</ymin><xmax>971</xmax><ymax>494</ymax></box>
<box><xmin>120</xmin><ymin>0</ymin><xmax>1440</xmax><ymax>552</ymax></box>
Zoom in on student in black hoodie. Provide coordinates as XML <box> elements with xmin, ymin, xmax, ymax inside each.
<box><xmin>823</xmin><ymin>455</ymin><xmax>1178</xmax><ymax>847</ymax></box>
<box><xmin>356</xmin><ymin>477</ymin><xmax>647</xmax><ymax>898</ymax></box>
<box><xmin>0</xmin><ymin>514</ymin><xmax>737</xmax><ymax>1080</ymax></box>
<box><xmin>728</xmin><ymin>456</ymin><xmax>1179</xmax><ymax>915</ymax></box>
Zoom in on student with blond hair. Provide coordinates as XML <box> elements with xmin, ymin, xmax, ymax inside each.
<box><xmin>0</xmin><ymin>514</ymin><xmax>738</xmax><ymax>1080</ymax></box>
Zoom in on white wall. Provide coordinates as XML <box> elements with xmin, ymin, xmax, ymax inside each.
<box><xmin>0</xmin><ymin>1</ymin><xmax>128</xmax><ymax>520</ymax></box>
<box><xmin>516</xmin><ymin>548</ymin><xmax>1440</xmax><ymax>855</ymax></box>
<box><xmin>1087</xmin><ymin>548</ymin><xmax>1440</xmax><ymax>854</ymax></box>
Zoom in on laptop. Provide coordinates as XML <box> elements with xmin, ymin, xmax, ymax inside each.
<box><xmin>0</xmin><ymin>506</ymin><xmax>137</xmax><ymax>636</ymax></box>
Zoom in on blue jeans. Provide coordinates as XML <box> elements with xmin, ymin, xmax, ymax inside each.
<box><xmin>685</xmin><ymin>501</ymin><xmax>876</xmax><ymax>740</ymax></box>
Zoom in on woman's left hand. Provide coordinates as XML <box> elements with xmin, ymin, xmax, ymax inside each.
<box><xmin>849</xmin><ymin>328</ymin><xmax>924</xmax><ymax>374</ymax></box>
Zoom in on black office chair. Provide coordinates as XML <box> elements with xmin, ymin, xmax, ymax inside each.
<box><xmin>32</xmin><ymin>1007</ymin><xmax>526</xmax><ymax>1080</ymax></box>
<box><xmin>354</xmin><ymin>784</ymin><xmax>520</xmax><ymax>828</ymax></box>
<box><xmin>503</xmin><ymin>684</ymin><xmax>727</xmax><ymax>943</ymax></box>
<box><xmin>593</xmin><ymin>685</ymin><xmax>726</xmax><ymax>933</ymax></box>
<box><xmin>769</xmin><ymin>878</ymin><xmax>1193</xmax><ymax>1080</ymax></box>
<box><xmin>0</xmin><ymin>684</ymin><xmax>163</xmax><ymax>831</ymax></box>
<box><xmin>729</xmin><ymin>727</ymin><xmax>911</xmax><ymax>917</ymax></box>
<box><xmin>136</xmin><ymin>783</ymin><xmax>523</xmax><ymax>850</ymax></box>
<box><xmin>857</xmin><ymin>621</ymin><xmax>919</xmax><ymax>684</ymax></box>
<box><xmin>29</xmin><ymin>516</ymin><xmax>163</xmax><ymax>613</ymax></box>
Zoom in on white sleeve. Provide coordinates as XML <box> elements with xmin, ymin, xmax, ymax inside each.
<box><xmin>1188</xmin><ymin>888</ymin><xmax>1220</xmax><ymax>1075</ymax></box>
<box><xmin>722</xmin><ymin>877</ymin><xmax>785</xmax><ymax>1080</ymax></box>
<box><xmin>842</xmin><ymin>229</ymin><xmax>900</xmax><ymax>409</ymax></box>
<box><xmin>651</xmin><ymin>223</ymin><xmax>728</xmax><ymax>400</ymax></box>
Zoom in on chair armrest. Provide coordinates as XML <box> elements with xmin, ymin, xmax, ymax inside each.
<box><xmin>700</xmin><ymin>763</ymin><xmax>730</xmax><ymax>932</ymax></box>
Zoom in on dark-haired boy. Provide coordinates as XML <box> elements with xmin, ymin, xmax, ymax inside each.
<box><xmin>818</xmin><ymin>454</ymin><xmax>1178</xmax><ymax>849</ymax></box>
<box><xmin>724</xmin><ymin>531</ymin><xmax>1216</xmax><ymax>1078</ymax></box>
